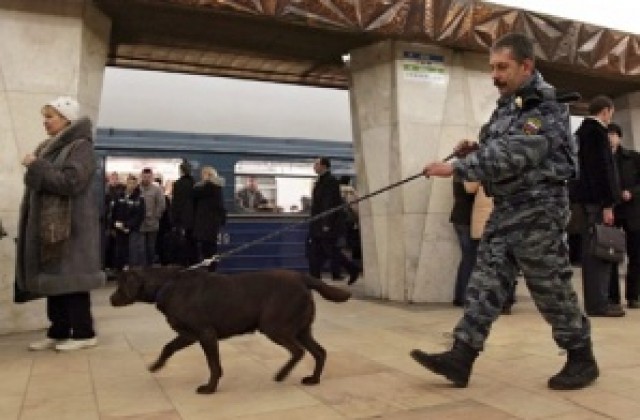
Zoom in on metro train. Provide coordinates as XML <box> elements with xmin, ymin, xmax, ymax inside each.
<box><xmin>95</xmin><ymin>128</ymin><xmax>355</xmax><ymax>272</ymax></box>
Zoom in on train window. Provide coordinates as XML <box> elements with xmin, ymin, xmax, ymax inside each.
<box><xmin>105</xmin><ymin>156</ymin><xmax>182</xmax><ymax>192</ymax></box>
<box><xmin>234</xmin><ymin>160</ymin><xmax>315</xmax><ymax>214</ymax></box>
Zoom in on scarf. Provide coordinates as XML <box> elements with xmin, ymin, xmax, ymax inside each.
<box><xmin>34</xmin><ymin>122</ymin><xmax>87</xmax><ymax>261</ymax></box>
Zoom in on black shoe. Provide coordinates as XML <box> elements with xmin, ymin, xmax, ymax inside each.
<box><xmin>628</xmin><ymin>300</ymin><xmax>639</xmax><ymax>309</ymax></box>
<box><xmin>452</xmin><ymin>299</ymin><xmax>464</xmax><ymax>307</ymax></box>
<box><xmin>410</xmin><ymin>340</ymin><xmax>478</xmax><ymax>388</ymax></box>
<box><xmin>501</xmin><ymin>305</ymin><xmax>512</xmax><ymax>315</ymax></box>
<box><xmin>548</xmin><ymin>346</ymin><xmax>599</xmax><ymax>390</ymax></box>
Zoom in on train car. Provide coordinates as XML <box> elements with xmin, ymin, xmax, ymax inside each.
<box><xmin>95</xmin><ymin>128</ymin><xmax>355</xmax><ymax>273</ymax></box>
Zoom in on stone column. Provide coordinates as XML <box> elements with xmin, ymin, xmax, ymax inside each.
<box><xmin>614</xmin><ymin>92</ymin><xmax>640</xmax><ymax>150</ymax></box>
<box><xmin>0</xmin><ymin>0</ymin><xmax>110</xmax><ymax>334</ymax></box>
<box><xmin>348</xmin><ymin>40</ymin><xmax>497</xmax><ymax>303</ymax></box>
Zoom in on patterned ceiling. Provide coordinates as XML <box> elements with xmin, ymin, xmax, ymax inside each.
<box><xmin>96</xmin><ymin>0</ymin><xmax>640</xmax><ymax>106</ymax></box>
<box><xmin>152</xmin><ymin>0</ymin><xmax>639</xmax><ymax>78</ymax></box>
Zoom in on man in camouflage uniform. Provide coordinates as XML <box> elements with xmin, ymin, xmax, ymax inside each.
<box><xmin>410</xmin><ymin>33</ymin><xmax>597</xmax><ymax>390</ymax></box>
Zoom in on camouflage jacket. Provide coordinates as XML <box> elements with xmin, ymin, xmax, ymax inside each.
<box><xmin>453</xmin><ymin>71</ymin><xmax>577</xmax><ymax>202</ymax></box>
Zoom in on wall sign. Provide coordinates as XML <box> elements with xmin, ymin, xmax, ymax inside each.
<box><xmin>401</xmin><ymin>51</ymin><xmax>447</xmax><ymax>83</ymax></box>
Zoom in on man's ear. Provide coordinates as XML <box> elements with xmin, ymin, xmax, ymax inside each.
<box><xmin>522</xmin><ymin>58</ymin><xmax>535</xmax><ymax>75</ymax></box>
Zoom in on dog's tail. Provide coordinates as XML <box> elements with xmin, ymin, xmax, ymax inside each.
<box><xmin>302</xmin><ymin>275</ymin><xmax>351</xmax><ymax>303</ymax></box>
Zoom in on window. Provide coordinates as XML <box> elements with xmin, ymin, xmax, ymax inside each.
<box><xmin>234</xmin><ymin>160</ymin><xmax>316</xmax><ymax>214</ymax></box>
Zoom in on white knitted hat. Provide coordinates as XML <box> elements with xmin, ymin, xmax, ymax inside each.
<box><xmin>45</xmin><ymin>96</ymin><xmax>80</xmax><ymax>122</ymax></box>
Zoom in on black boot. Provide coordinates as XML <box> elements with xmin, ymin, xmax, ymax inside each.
<box><xmin>548</xmin><ymin>346</ymin><xmax>599</xmax><ymax>390</ymax></box>
<box><xmin>410</xmin><ymin>339</ymin><xmax>479</xmax><ymax>387</ymax></box>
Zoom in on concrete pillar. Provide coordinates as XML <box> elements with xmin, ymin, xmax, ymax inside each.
<box><xmin>348</xmin><ymin>40</ymin><xmax>497</xmax><ymax>303</ymax></box>
<box><xmin>614</xmin><ymin>92</ymin><xmax>640</xmax><ymax>150</ymax></box>
<box><xmin>0</xmin><ymin>0</ymin><xmax>110</xmax><ymax>334</ymax></box>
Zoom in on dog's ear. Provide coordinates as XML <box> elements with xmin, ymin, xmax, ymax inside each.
<box><xmin>120</xmin><ymin>269</ymin><xmax>144</xmax><ymax>301</ymax></box>
<box><xmin>111</xmin><ymin>269</ymin><xmax>144</xmax><ymax>306</ymax></box>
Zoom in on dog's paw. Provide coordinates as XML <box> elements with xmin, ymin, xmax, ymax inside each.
<box><xmin>196</xmin><ymin>384</ymin><xmax>217</xmax><ymax>394</ymax></box>
<box><xmin>301</xmin><ymin>376</ymin><xmax>320</xmax><ymax>385</ymax></box>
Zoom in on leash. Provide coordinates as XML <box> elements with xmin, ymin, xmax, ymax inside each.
<box><xmin>187</xmin><ymin>152</ymin><xmax>457</xmax><ymax>270</ymax></box>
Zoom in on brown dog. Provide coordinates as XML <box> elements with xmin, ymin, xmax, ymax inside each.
<box><xmin>110</xmin><ymin>266</ymin><xmax>350</xmax><ymax>394</ymax></box>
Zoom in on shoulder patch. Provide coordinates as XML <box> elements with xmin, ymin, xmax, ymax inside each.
<box><xmin>523</xmin><ymin>117</ymin><xmax>542</xmax><ymax>135</ymax></box>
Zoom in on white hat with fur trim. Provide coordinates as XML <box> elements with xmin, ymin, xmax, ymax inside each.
<box><xmin>45</xmin><ymin>96</ymin><xmax>80</xmax><ymax>122</ymax></box>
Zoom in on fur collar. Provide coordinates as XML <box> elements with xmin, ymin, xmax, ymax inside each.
<box><xmin>36</xmin><ymin>117</ymin><xmax>93</xmax><ymax>159</ymax></box>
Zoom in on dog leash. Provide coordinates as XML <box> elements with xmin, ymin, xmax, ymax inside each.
<box><xmin>186</xmin><ymin>152</ymin><xmax>457</xmax><ymax>270</ymax></box>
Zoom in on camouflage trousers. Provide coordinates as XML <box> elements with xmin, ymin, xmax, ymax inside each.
<box><xmin>454</xmin><ymin>195</ymin><xmax>591</xmax><ymax>351</ymax></box>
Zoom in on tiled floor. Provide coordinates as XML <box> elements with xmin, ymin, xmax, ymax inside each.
<box><xmin>2</xmin><ymin>271</ymin><xmax>640</xmax><ymax>419</ymax></box>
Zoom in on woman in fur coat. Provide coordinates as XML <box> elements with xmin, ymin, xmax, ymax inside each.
<box><xmin>16</xmin><ymin>96</ymin><xmax>105</xmax><ymax>352</ymax></box>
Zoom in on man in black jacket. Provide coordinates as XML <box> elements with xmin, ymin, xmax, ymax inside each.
<box><xmin>575</xmin><ymin>96</ymin><xmax>624</xmax><ymax>317</ymax></box>
<box><xmin>104</xmin><ymin>172</ymin><xmax>125</xmax><ymax>273</ymax></box>
<box><xmin>308</xmin><ymin>157</ymin><xmax>359</xmax><ymax>284</ymax></box>
<box><xmin>171</xmin><ymin>160</ymin><xmax>196</xmax><ymax>266</ymax></box>
<box><xmin>110</xmin><ymin>174</ymin><xmax>146</xmax><ymax>269</ymax></box>
<box><xmin>608</xmin><ymin>123</ymin><xmax>640</xmax><ymax>309</ymax></box>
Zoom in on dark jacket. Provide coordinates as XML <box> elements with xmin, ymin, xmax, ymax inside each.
<box><xmin>450</xmin><ymin>179</ymin><xmax>474</xmax><ymax>225</ymax></box>
<box><xmin>193</xmin><ymin>181</ymin><xmax>226</xmax><ymax>241</ymax></box>
<box><xmin>236</xmin><ymin>187</ymin><xmax>266</xmax><ymax>211</ymax></box>
<box><xmin>110</xmin><ymin>187</ymin><xmax>146</xmax><ymax>233</ymax></box>
<box><xmin>614</xmin><ymin>146</ymin><xmax>640</xmax><ymax>230</ymax></box>
<box><xmin>15</xmin><ymin>117</ymin><xmax>105</xmax><ymax>302</ymax></box>
<box><xmin>171</xmin><ymin>174</ymin><xmax>195</xmax><ymax>230</ymax></box>
<box><xmin>158</xmin><ymin>195</ymin><xmax>172</xmax><ymax>234</ymax></box>
<box><xmin>310</xmin><ymin>171</ymin><xmax>343</xmax><ymax>238</ymax></box>
<box><xmin>575</xmin><ymin>118</ymin><xmax>619</xmax><ymax>207</ymax></box>
<box><xmin>104</xmin><ymin>182</ymin><xmax>125</xmax><ymax>221</ymax></box>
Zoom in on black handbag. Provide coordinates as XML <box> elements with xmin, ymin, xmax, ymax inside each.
<box><xmin>590</xmin><ymin>224</ymin><xmax>626</xmax><ymax>263</ymax></box>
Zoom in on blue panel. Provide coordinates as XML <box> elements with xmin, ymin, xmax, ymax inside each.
<box><xmin>96</xmin><ymin>128</ymin><xmax>354</xmax><ymax>160</ymax></box>
<box><xmin>217</xmin><ymin>218</ymin><xmax>309</xmax><ymax>272</ymax></box>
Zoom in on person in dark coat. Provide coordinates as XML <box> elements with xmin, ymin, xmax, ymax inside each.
<box><xmin>193</xmin><ymin>166</ymin><xmax>226</xmax><ymax>271</ymax></box>
<box><xmin>104</xmin><ymin>171</ymin><xmax>124</xmax><ymax>271</ymax></box>
<box><xmin>308</xmin><ymin>157</ymin><xmax>359</xmax><ymax>284</ymax></box>
<box><xmin>566</xmin><ymin>180</ymin><xmax>585</xmax><ymax>265</ymax></box>
<box><xmin>450</xmin><ymin>176</ymin><xmax>476</xmax><ymax>306</ymax></box>
<box><xmin>156</xmin><ymin>183</ymin><xmax>173</xmax><ymax>265</ymax></box>
<box><xmin>608</xmin><ymin>123</ymin><xmax>640</xmax><ymax>309</ymax></box>
<box><xmin>109</xmin><ymin>174</ymin><xmax>145</xmax><ymax>270</ymax></box>
<box><xmin>575</xmin><ymin>95</ymin><xmax>624</xmax><ymax>317</ymax></box>
<box><xmin>170</xmin><ymin>160</ymin><xmax>196</xmax><ymax>265</ymax></box>
<box><xmin>341</xmin><ymin>183</ymin><xmax>362</xmax><ymax>261</ymax></box>
<box><xmin>16</xmin><ymin>96</ymin><xmax>105</xmax><ymax>352</ymax></box>
<box><xmin>330</xmin><ymin>180</ymin><xmax>363</xmax><ymax>284</ymax></box>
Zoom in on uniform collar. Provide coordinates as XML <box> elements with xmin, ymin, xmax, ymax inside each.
<box><xmin>497</xmin><ymin>71</ymin><xmax>543</xmax><ymax>108</ymax></box>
